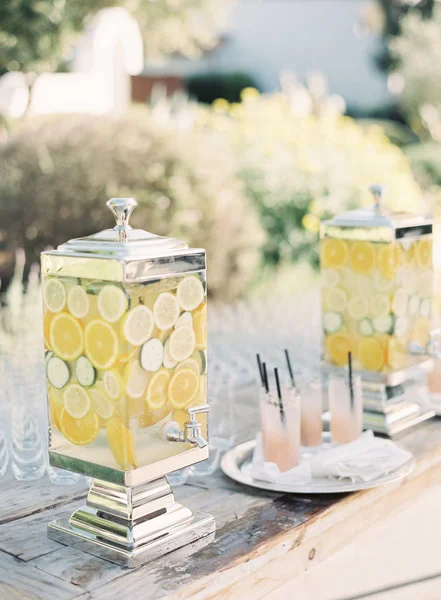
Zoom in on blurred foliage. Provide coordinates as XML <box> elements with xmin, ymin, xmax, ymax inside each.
<box><xmin>404</xmin><ymin>141</ymin><xmax>441</xmax><ymax>188</ymax></box>
<box><xmin>0</xmin><ymin>109</ymin><xmax>264</xmax><ymax>300</ymax></box>
<box><xmin>0</xmin><ymin>0</ymin><xmax>228</xmax><ymax>75</ymax></box>
<box><xmin>390</xmin><ymin>4</ymin><xmax>441</xmax><ymax>140</ymax></box>
<box><xmin>193</xmin><ymin>80</ymin><xmax>424</xmax><ymax>268</ymax></box>
<box><xmin>355</xmin><ymin>118</ymin><xmax>419</xmax><ymax>147</ymax></box>
<box><xmin>365</xmin><ymin>0</ymin><xmax>435</xmax><ymax>72</ymax></box>
<box><xmin>186</xmin><ymin>72</ymin><xmax>260</xmax><ymax>104</ymax></box>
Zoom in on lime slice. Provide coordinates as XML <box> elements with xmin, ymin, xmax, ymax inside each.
<box><xmin>347</xmin><ymin>296</ymin><xmax>368</xmax><ymax>320</ymax></box>
<box><xmin>103</xmin><ymin>369</ymin><xmax>124</xmax><ymax>401</ymax></box>
<box><xmin>176</xmin><ymin>358</ymin><xmax>200</xmax><ymax>374</ymax></box>
<box><xmin>44</xmin><ymin>279</ymin><xmax>66</xmax><ymax>313</ymax></box>
<box><xmin>392</xmin><ymin>289</ymin><xmax>408</xmax><ymax>317</ymax></box>
<box><xmin>370</xmin><ymin>294</ymin><xmax>390</xmax><ymax>318</ymax></box>
<box><xmin>122</xmin><ymin>305</ymin><xmax>154</xmax><ymax>346</ymax></box>
<box><xmin>153</xmin><ymin>293</ymin><xmax>180</xmax><ymax>330</ymax></box>
<box><xmin>322</xmin><ymin>287</ymin><xmax>347</xmax><ymax>312</ymax></box>
<box><xmin>177</xmin><ymin>276</ymin><xmax>204</xmax><ymax>311</ymax></box>
<box><xmin>321</xmin><ymin>269</ymin><xmax>340</xmax><ymax>289</ymax></box>
<box><xmin>175</xmin><ymin>312</ymin><xmax>193</xmax><ymax>329</ymax></box>
<box><xmin>125</xmin><ymin>361</ymin><xmax>149</xmax><ymax>399</ymax></box>
<box><xmin>97</xmin><ymin>285</ymin><xmax>129</xmax><ymax>323</ymax></box>
<box><xmin>63</xmin><ymin>383</ymin><xmax>91</xmax><ymax>419</ymax></box>
<box><xmin>89</xmin><ymin>388</ymin><xmax>115</xmax><ymax>420</ymax></box>
<box><xmin>67</xmin><ymin>285</ymin><xmax>89</xmax><ymax>319</ymax></box>
<box><xmin>168</xmin><ymin>326</ymin><xmax>196</xmax><ymax>362</ymax></box>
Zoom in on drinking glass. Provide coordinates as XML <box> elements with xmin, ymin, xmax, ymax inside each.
<box><xmin>259</xmin><ymin>385</ymin><xmax>301</xmax><ymax>472</ymax></box>
<box><xmin>328</xmin><ymin>373</ymin><xmax>363</xmax><ymax>444</ymax></box>
<box><xmin>299</xmin><ymin>380</ymin><xmax>323</xmax><ymax>447</ymax></box>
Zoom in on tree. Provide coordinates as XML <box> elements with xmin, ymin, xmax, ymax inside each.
<box><xmin>0</xmin><ymin>0</ymin><xmax>228</xmax><ymax>76</ymax></box>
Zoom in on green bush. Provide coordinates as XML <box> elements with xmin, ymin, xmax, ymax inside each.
<box><xmin>0</xmin><ymin>109</ymin><xmax>264</xmax><ymax>300</ymax></box>
<box><xmin>186</xmin><ymin>72</ymin><xmax>260</xmax><ymax>104</ymax></box>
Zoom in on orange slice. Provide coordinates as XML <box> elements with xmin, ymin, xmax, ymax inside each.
<box><xmin>377</xmin><ymin>244</ymin><xmax>401</xmax><ymax>281</ymax></box>
<box><xmin>358</xmin><ymin>337</ymin><xmax>385</xmax><ymax>371</ymax></box>
<box><xmin>348</xmin><ymin>242</ymin><xmax>375</xmax><ymax>275</ymax></box>
<box><xmin>320</xmin><ymin>239</ymin><xmax>348</xmax><ymax>269</ymax></box>
<box><xmin>106</xmin><ymin>416</ymin><xmax>137</xmax><ymax>470</ymax></box>
<box><xmin>84</xmin><ymin>319</ymin><xmax>119</xmax><ymax>369</ymax></box>
<box><xmin>325</xmin><ymin>333</ymin><xmax>354</xmax><ymax>366</ymax></box>
<box><xmin>168</xmin><ymin>368</ymin><xmax>200</xmax><ymax>409</ymax></box>
<box><xmin>415</xmin><ymin>239</ymin><xmax>432</xmax><ymax>271</ymax></box>
<box><xmin>49</xmin><ymin>313</ymin><xmax>84</xmax><ymax>361</ymax></box>
<box><xmin>59</xmin><ymin>408</ymin><xmax>100</xmax><ymax>445</ymax></box>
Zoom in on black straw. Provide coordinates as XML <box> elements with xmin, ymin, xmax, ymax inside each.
<box><xmin>284</xmin><ymin>349</ymin><xmax>296</xmax><ymax>388</ymax></box>
<box><xmin>348</xmin><ymin>351</ymin><xmax>354</xmax><ymax>411</ymax></box>
<box><xmin>274</xmin><ymin>367</ymin><xmax>285</xmax><ymax>424</ymax></box>
<box><xmin>262</xmin><ymin>362</ymin><xmax>269</xmax><ymax>394</ymax></box>
<box><xmin>256</xmin><ymin>354</ymin><xmax>264</xmax><ymax>386</ymax></box>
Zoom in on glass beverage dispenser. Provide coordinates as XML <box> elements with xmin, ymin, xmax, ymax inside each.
<box><xmin>321</xmin><ymin>185</ymin><xmax>433</xmax><ymax>384</ymax></box>
<box><xmin>41</xmin><ymin>198</ymin><xmax>214</xmax><ymax>567</ymax></box>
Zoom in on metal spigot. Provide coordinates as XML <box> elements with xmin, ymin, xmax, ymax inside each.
<box><xmin>160</xmin><ymin>404</ymin><xmax>210</xmax><ymax>449</ymax></box>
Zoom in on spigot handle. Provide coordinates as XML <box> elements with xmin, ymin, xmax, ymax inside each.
<box><xmin>187</xmin><ymin>404</ymin><xmax>210</xmax><ymax>423</ymax></box>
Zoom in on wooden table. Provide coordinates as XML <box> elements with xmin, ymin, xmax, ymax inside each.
<box><xmin>1</xmin><ymin>389</ymin><xmax>441</xmax><ymax>600</ymax></box>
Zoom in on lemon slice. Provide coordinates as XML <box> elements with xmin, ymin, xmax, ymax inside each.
<box><xmin>320</xmin><ymin>239</ymin><xmax>348</xmax><ymax>268</ymax></box>
<box><xmin>359</xmin><ymin>338</ymin><xmax>385</xmax><ymax>371</ymax></box>
<box><xmin>325</xmin><ymin>333</ymin><xmax>354</xmax><ymax>366</ymax></box>
<box><xmin>372</xmin><ymin>270</ymin><xmax>395</xmax><ymax>293</ymax></box>
<box><xmin>97</xmin><ymin>285</ymin><xmax>129</xmax><ymax>323</ymax></box>
<box><xmin>145</xmin><ymin>368</ymin><xmax>170</xmax><ymax>410</ymax></box>
<box><xmin>139</xmin><ymin>402</ymin><xmax>172</xmax><ymax>428</ymax></box>
<box><xmin>49</xmin><ymin>313</ymin><xmax>84</xmax><ymax>361</ymax></box>
<box><xmin>370</xmin><ymin>294</ymin><xmax>390</xmax><ymax>318</ymax></box>
<box><xmin>140</xmin><ymin>338</ymin><xmax>164</xmax><ymax>372</ymax></box>
<box><xmin>84</xmin><ymin>320</ymin><xmax>119</xmax><ymax>369</ymax></box>
<box><xmin>176</xmin><ymin>358</ymin><xmax>200</xmax><ymax>374</ymax></box>
<box><xmin>107</xmin><ymin>416</ymin><xmax>137</xmax><ymax>469</ymax></box>
<box><xmin>122</xmin><ymin>305</ymin><xmax>154</xmax><ymax>346</ymax></box>
<box><xmin>168</xmin><ymin>326</ymin><xmax>196</xmax><ymax>362</ymax></box>
<box><xmin>89</xmin><ymin>387</ymin><xmax>115</xmax><ymax>420</ymax></box>
<box><xmin>43</xmin><ymin>278</ymin><xmax>66</xmax><ymax>313</ymax></box>
<box><xmin>175</xmin><ymin>312</ymin><xmax>193</xmax><ymax>329</ymax></box>
<box><xmin>348</xmin><ymin>242</ymin><xmax>375</xmax><ymax>275</ymax></box>
<box><xmin>347</xmin><ymin>296</ymin><xmax>368</xmax><ymax>320</ymax></box>
<box><xmin>168</xmin><ymin>368</ymin><xmax>200</xmax><ymax>409</ymax></box>
<box><xmin>103</xmin><ymin>369</ymin><xmax>124</xmax><ymax>401</ymax></box>
<box><xmin>67</xmin><ymin>285</ymin><xmax>89</xmax><ymax>319</ymax></box>
<box><xmin>193</xmin><ymin>304</ymin><xmax>207</xmax><ymax>350</ymax></box>
<box><xmin>392</xmin><ymin>289</ymin><xmax>408</xmax><ymax>317</ymax></box>
<box><xmin>125</xmin><ymin>361</ymin><xmax>149</xmax><ymax>399</ymax></box>
<box><xmin>153</xmin><ymin>292</ymin><xmax>180</xmax><ymax>330</ymax></box>
<box><xmin>177</xmin><ymin>276</ymin><xmax>205</xmax><ymax>311</ymax></box>
<box><xmin>163</xmin><ymin>339</ymin><xmax>178</xmax><ymax>369</ymax></box>
<box><xmin>321</xmin><ymin>269</ymin><xmax>340</xmax><ymax>289</ymax></box>
<box><xmin>59</xmin><ymin>408</ymin><xmax>100</xmax><ymax>446</ymax></box>
<box><xmin>63</xmin><ymin>384</ymin><xmax>91</xmax><ymax>419</ymax></box>
<box><xmin>322</xmin><ymin>287</ymin><xmax>347</xmax><ymax>312</ymax></box>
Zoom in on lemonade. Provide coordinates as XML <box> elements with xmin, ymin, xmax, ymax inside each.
<box><xmin>321</xmin><ymin>237</ymin><xmax>433</xmax><ymax>373</ymax></box>
<box><xmin>44</xmin><ymin>273</ymin><xmax>207</xmax><ymax>471</ymax></box>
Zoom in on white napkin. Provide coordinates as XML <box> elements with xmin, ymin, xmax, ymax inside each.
<box><xmin>249</xmin><ymin>431</ymin><xmax>413</xmax><ymax>485</ymax></box>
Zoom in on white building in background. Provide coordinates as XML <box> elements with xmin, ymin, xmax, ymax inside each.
<box><xmin>141</xmin><ymin>0</ymin><xmax>390</xmax><ymax>112</ymax></box>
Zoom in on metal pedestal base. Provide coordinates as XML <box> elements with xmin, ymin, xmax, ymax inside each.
<box><xmin>47</xmin><ymin>477</ymin><xmax>215</xmax><ymax>568</ymax></box>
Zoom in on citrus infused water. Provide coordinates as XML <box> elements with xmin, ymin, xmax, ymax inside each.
<box><xmin>43</xmin><ymin>273</ymin><xmax>207</xmax><ymax>471</ymax></box>
<box><xmin>321</xmin><ymin>237</ymin><xmax>432</xmax><ymax>373</ymax></box>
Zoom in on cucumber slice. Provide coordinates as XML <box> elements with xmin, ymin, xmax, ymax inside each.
<box><xmin>420</xmin><ymin>298</ymin><xmax>432</xmax><ymax>319</ymax></box>
<box><xmin>75</xmin><ymin>356</ymin><xmax>96</xmax><ymax>387</ymax></box>
<box><xmin>358</xmin><ymin>318</ymin><xmax>374</xmax><ymax>337</ymax></box>
<box><xmin>45</xmin><ymin>350</ymin><xmax>54</xmax><ymax>367</ymax></box>
<box><xmin>323</xmin><ymin>311</ymin><xmax>342</xmax><ymax>334</ymax></box>
<box><xmin>47</xmin><ymin>356</ymin><xmax>70</xmax><ymax>390</ymax></box>
<box><xmin>141</xmin><ymin>338</ymin><xmax>164</xmax><ymax>372</ymax></box>
<box><xmin>85</xmin><ymin>281</ymin><xmax>124</xmax><ymax>296</ymax></box>
<box><xmin>394</xmin><ymin>316</ymin><xmax>409</xmax><ymax>338</ymax></box>
<box><xmin>199</xmin><ymin>350</ymin><xmax>207</xmax><ymax>375</ymax></box>
<box><xmin>373</xmin><ymin>314</ymin><xmax>393</xmax><ymax>334</ymax></box>
<box><xmin>408</xmin><ymin>294</ymin><xmax>420</xmax><ymax>317</ymax></box>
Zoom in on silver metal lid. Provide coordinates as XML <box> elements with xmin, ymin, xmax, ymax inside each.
<box><xmin>323</xmin><ymin>185</ymin><xmax>431</xmax><ymax>230</ymax></box>
<box><xmin>57</xmin><ymin>198</ymin><xmax>189</xmax><ymax>259</ymax></box>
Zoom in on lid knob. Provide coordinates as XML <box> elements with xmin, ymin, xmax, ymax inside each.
<box><xmin>368</xmin><ymin>184</ymin><xmax>384</xmax><ymax>214</ymax></box>
<box><xmin>106</xmin><ymin>198</ymin><xmax>137</xmax><ymax>243</ymax></box>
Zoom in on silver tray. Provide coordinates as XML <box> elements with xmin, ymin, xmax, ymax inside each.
<box><xmin>221</xmin><ymin>438</ymin><xmax>415</xmax><ymax>494</ymax></box>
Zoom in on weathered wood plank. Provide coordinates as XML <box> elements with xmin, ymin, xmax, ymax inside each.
<box><xmin>0</xmin><ymin>550</ymin><xmax>85</xmax><ymax>600</ymax></box>
<box><xmin>0</xmin><ymin>473</ymin><xmax>88</xmax><ymax>525</ymax></box>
